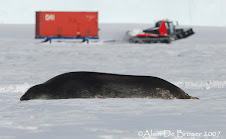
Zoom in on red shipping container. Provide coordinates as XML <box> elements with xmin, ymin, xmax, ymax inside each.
<box><xmin>36</xmin><ymin>11</ymin><xmax>98</xmax><ymax>38</ymax></box>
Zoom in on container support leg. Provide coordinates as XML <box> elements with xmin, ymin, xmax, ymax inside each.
<box><xmin>47</xmin><ymin>38</ymin><xmax>52</xmax><ymax>44</ymax></box>
<box><xmin>82</xmin><ymin>38</ymin><xmax>89</xmax><ymax>44</ymax></box>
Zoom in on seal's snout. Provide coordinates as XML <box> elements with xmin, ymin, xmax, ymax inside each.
<box><xmin>20</xmin><ymin>95</ymin><xmax>29</xmax><ymax>101</ymax></box>
<box><xmin>20</xmin><ymin>85</ymin><xmax>40</xmax><ymax>101</ymax></box>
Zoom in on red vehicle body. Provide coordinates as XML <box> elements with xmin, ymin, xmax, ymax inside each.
<box><xmin>36</xmin><ymin>11</ymin><xmax>98</xmax><ymax>38</ymax></box>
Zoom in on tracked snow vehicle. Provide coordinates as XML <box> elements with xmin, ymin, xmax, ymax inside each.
<box><xmin>128</xmin><ymin>20</ymin><xmax>194</xmax><ymax>43</ymax></box>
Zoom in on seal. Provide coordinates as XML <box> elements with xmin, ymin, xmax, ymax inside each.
<box><xmin>20</xmin><ymin>72</ymin><xmax>198</xmax><ymax>101</ymax></box>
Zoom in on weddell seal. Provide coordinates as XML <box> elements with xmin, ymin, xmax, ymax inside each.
<box><xmin>20</xmin><ymin>71</ymin><xmax>198</xmax><ymax>101</ymax></box>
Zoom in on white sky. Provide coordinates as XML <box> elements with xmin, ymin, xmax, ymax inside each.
<box><xmin>0</xmin><ymin>0</ymin><xmax>226</xmax><ymax>26</ymax></box>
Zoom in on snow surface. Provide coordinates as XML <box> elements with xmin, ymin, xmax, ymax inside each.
<box><xmin>0</xmin><ymin>24</ymin><xmax>226</xmax><ymax>139</ymax></box>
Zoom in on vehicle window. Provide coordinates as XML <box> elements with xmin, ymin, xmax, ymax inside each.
<box><xmin>156</xmin><ymin>21</ymin><xmax>162</xmax><ymax>27</ymax></box>
<box><xmin>165</xmin><ymin>22</ymin><xmax>169</xmax><ymax>29</ymax></box>
<box><xmin>169</xmin><ymin>22</ymin><xmax>174</xmax><ymax>34</ymax></box>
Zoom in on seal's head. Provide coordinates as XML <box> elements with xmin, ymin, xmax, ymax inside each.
<box><xmin>20</xmin><ymin>84</ymin><xmax>50</xmax><ymax>101</ymax></box>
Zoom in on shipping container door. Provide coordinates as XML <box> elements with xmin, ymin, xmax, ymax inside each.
<box><xmin>82</xmin><ymin>12</ymin><xmax>98</xmax><ymax>37</ymax></box>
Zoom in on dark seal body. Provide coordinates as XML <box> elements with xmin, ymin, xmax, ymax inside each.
<box><xmin>20</xmin><ymin>72</ymin><xmax>198</xmax><ymax>101</ymax></box>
